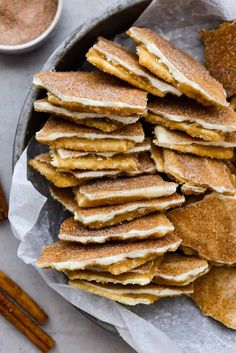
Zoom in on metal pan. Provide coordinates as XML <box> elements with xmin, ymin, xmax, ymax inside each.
<box><xmin>12</xmin><ymin>0</ymin><xmax>151</xmax><ymax>336</ymax></box>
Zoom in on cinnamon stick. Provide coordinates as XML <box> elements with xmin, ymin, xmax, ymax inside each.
<box><xmin>0</xmin><ymin>271</ymin><xmax>48</xmax><ymax>324</ymax></box>
<box><xmin>0</xmin><ymin>182</ymin><xmax>7</xmax><ymax>221</ymax></box>
<box><xmin>0</xmin><ymin>291</ymin><xmax>55</xmax><ymax>352</ymax></box>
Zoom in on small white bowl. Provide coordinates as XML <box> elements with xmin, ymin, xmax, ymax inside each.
<box><xmin>0</xmin><ymin>0</ymin><xmax>63</xmax><ymax>55</ymax></box>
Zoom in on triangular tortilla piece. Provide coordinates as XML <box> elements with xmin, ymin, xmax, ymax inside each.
<box><xmin>36</xmin><ymin>234</ymin><xmax>181</xmax><ymax>271</ymax></box>
<box><xmin>148</xmin><ymin>96</ymin><xmax>236</xmax><ymax>133</ymax></box>
<box><xmin>153</xmin><ymin>253</ymin><xmax>209</xmax><ymax>286</ymax></box>
<box><xmin>201</xmin><ymin>22</ymin><xmax>236</xmax><ymax>97</ymax></box>
<box><xmin>146</xmin><ymin>113</ymin><xmax>223</xmax><ymax>142</ymax></box>
<box><xmin>192</xmin><ymin>266</ymin><xmax>236</xmax><ymax>329</ymax></box>
<box><xmin>65</xmin><ymin>258</ymin><xmax>162</xmax><ymax>286</ymax></box>
<box><xmin>34</xmin><ymin>98</ymin><xmax>140</xmax><ymax>132</ymax></box>
<box><xmin>55</xmin><ymin>139</ymin><xmax>151</xmax><ymax>158</ymax></box>
<box><xmin>29</xmin><ymin>153</ymin><xmax>142</xmax><ymax>189</ymax></box>
<box><xmin>33</xmin><ymin>71</ymin><xmax>147</xmax><ymax>115</ymax></box>
<box><xmin>69</xmin><ymin>279</ymin><xmax>193</xmax><ymax>305</ymax></box>
<box><xmin>69</xmin><ymin>280</ymin><xmax>157</xmax><ymax>305</ymax></box>
<box><xmin>38</xmin><ymin>136</ymin><xmax>135</xmax><ymax>153</ymax></box>
<box><xmin>58</xmin><ymin>213</ymin><xmax>174</xmax><ymax>243</ymax></box>
<box><xmin>34</xmin><ymin>98</ymin><xmax>140</xmax><ymax>124</ymax></box>
<box><xmin>28</xmin><ymin>153</ymin><xmax>81</xmax><ymax>188</ymax></box>
<box><xmin>29</xmin><ymin>154</ymin><xmax>122</xmax><ymax>184</ymax></box>
<box><xmin>151</xmin><ymin>145</ymin><xmax>235</xmax><ymax>195</ymax></box>
<box><xmin>127</xmin><ymin>27</ymin><xmax>228</xmax><ymax>107</ymax></box>
<box><xmin>36</xmin><ymin>117</ymin><xmax>143</xmax><ymax>152</ymax></box>
<box><xmin>36</xmin><ymin>117</ymin><xmax>144</xmax><ymax>143</ymax></box>
<box><xmin>154</xmin><ymin>126</ymin><xmax>236</xmax><ymax>149</ymax></box>
<box><xmin>168</xmin><ymin>193</ymin><xmax>236</xmax><ymax>265</ymax></box>
<box><xmin>32</xmin><ymin>152</ymin><xmax>155</xmax><ymax>190</ymax></box>
<box><xmin>35</xmin><ymin>100</ymin><xmax>123</xmax><ymax>133</ymax></box>
<box><xmin>86</xmin><ymin>36</ymin><xmax>181</xmax><ymax>97</ymax></box>
<box><xmin>70</xmin><ymin>152</ymin><xmax>156</xmax><ymax>180</ymax></box>
<box><xmin>75</xmin><ymin>174</ymin><xmax>178</xmax><ymax>208</ymax></box>
<box><xmin>50</xmin><ymin>186</ymin><xmax>184</xmax><ymax>229</ymax></box>
<box><xmin>162</xmin><ymin>149</ymin><xmax>236</xmax><ymax>195</ymax></box>
<box><xmin>154</xmin><ymin>126</ymin><xmax>233</xmax><ymax>159</ymax></box>
<box><xmin>48</xmin><ymin>92</ymin><xmax>146</xmax><ymax>117</ymax></box>
<box><xmin>50</xmin><ymin>149</ymin><xmax>138</xmax><ymax>171</ymax></box>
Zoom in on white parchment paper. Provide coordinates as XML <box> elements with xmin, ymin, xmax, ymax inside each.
<box><xmin>9</xmin><ymin>1</ymin><xmax>236</xmax><ymax>352</ymax></box>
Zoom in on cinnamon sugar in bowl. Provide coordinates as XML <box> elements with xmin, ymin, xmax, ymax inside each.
<box><xmin>0</xmin><ymin>0</ymin><xmax>63</xmax><ymax>54</ymax></box>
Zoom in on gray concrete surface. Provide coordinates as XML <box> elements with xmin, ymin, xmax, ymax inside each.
<box><xmin>0</xmin><ymin>1</ymin><xmax>137</xmax><ymax>352</ymax></box>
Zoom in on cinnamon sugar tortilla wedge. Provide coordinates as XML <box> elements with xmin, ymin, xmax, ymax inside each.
<box><xmin>50</xmin><ymin>149</ymin><xmax>138</xmax><ymax>171</ymax></box>
<box><xmin>48</xmin><ymin>92</ymin><xmax>146</xmax><ymax>118</ymax></box>
<box><xmin>201</xmin><ymin>22</ymin><xmax>236</xmax><ymax>98</ymax></box>
<box><xmin>29</xmin><ymin>153</ymin><xmax>130</xmax><ymax>187</ymax></box>
<box><xmin>56</xmin><ymin>139</ymin><xmax>151</xmax><ymax>159</ymax></box>
<box><xmin>36</xmin><ymin>117</ymin><xmax>143</xmax><ymax>152</ymax></box>
<box><xmin>32</xmin><ymin>152</ymin><xmax>155</xmax><ymax>189</ymax></box>
<box><xmin>35</xmin><ymin>99</ymin><xmax>123</xmax><ymax>133</ymax></box>
<box><xmin>29</xmin><ymin>154</ymin><xmax>122</xmax><ymax>184</ymax></box>
<box><xmin>71</xmin><ymin>152</ymin><xmax>155</xmax><ymax>179</ymax></box>
<box><xmin>58</xmin><ymin>213</ymin><xmax>174</xmax><ymax>243</ymax></box>
<box><xmin>33</xmin><ymin>71</ymin><xmax>147</xmax><ymax>115</ymax></box>
<box><xmin>28</xmin><ymin>153</ymin><xmax>81</xmax><ymax>188</ymax></box>
<box><xmin>36</xmin><ymin>117</ymin><xmax>144</xmax><ymax>143</ymax></box>
<box><xmin>153</xmin><ymin>253</ymin><xmax>209</xmax><ymax>286</ymax></box>
<box><xmin>69</xmin><ymin>280</ymin><xmax>193</xmax><ymax>305</ymax></box>
<box><xmin>168</xmin><ymin>193</ymin><xmax>236</xmax><ymax>265</ymax></box>
<box><xmin>34</xmin><ymin>98</ymin><xmax>140</xmax><ymax>132</ymax></box>
<box><xmin>146</xmin><ymin>96</ymin><xmax>236</xmax><ymax>141</ymax></box>
<box><xmin>70</xmin><ymin>282</ymin><xmax>157</xmax><ymax>305</ymax></box>
<box><xmin>36</xmin><ymin>234</ymin><xmax>181</xmax><ymax>271</ymax></box>
<box><xmin>127</xmin><ymin>27</ymin><xmax>228</xmax><ymax>107</ymax></box>
<box><xmin>34</xmin><ymin>98</ymin><xmax>140</xmax><ymax>124</ymax></box>
<box><xmin>50</xmin><ymin>186</ymin><xmax>184</xmax><ymax>229</ymax></box>
<box><xmin>146</xmin><ymin>113</ymin><xmax>223</xmax><ymax>142</ymax></box>
<box><xmin>154</xmin><ymin>126</ymin><xmax>233</xmax><ymax>159</ymax></box>
<box><xmin>41</xmin><ymin>136</ymin><xmax>135</xmax><ymax>153</ymax></box>
<box><xmin>161</xmin><ymin>148</ymin><xmax>236</xmax><ymax>195</ymax></box>
<box><xmin>65</xmin><ymin>258</ymin><xmax>162</xmax><ymax>286</ymax></box>
<box><xmin>86</xmin><ymin>36</ymin><xmax>181</xmax><ymax>97</ymax></box>
<box><xmin>192</xmin><ymin>266</ymin><xmax>236</xmax><ymax>329</ymax></box>
<box><xmin>75</xmin><ymin>174</ymin><xmax>178</xmax><ymax>207</ymax></box>
<box><xmin>148</xmin><ymin>96</ymin><xmax>236</xmax><ymax>132</ymax></box>
<box><xmin>151</xmin><ymin>144</ymin><xmax>207</xmax><ymax>196</ymax></box>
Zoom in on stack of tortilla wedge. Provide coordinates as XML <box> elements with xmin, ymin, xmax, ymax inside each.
<box><xmin>30</xmin><ymin>24</ymin><xmax>236</xmax><ymax>329</ymax></box>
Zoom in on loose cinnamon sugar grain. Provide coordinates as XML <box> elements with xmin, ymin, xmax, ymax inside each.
<box><xmin>0</xmin><ymin>0</ymin><xmax>58</xmax><ymax>46</ymax></box>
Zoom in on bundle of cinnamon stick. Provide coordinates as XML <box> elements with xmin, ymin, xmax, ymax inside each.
<box><xmin>0</xmin><ymin>271</ymin><xmax>55</xmax><ymax>352</ymax></box>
